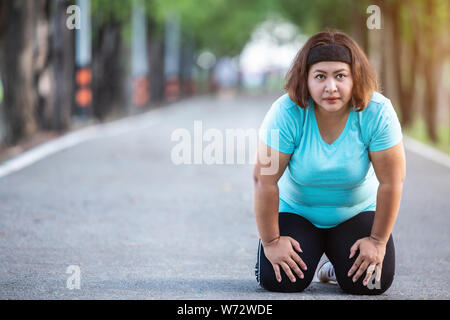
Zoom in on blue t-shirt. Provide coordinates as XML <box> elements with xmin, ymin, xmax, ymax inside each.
<box><xmin>258</xmin><ymin>91</ymin><xmax>403</xmax><ymax>228</ymax></box>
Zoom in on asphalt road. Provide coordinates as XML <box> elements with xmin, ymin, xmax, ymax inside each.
<box><xmin>0</xmin><ymin>93</ymin><xmax>449</xmax><ymax>300</ymax></box>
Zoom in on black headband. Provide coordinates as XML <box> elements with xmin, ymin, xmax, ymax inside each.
<box><xmin>306</xmin><ymin>44</ymin><xmax>352</xmax><ymax>67</ymax></box>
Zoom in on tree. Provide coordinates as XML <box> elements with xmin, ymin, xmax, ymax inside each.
<box><xmin>0</xmin><ymin>0</ymin><xmax>38</xmax><ymax>145</ymax></box>
<box><xmin>419</xmin><ymin>0</ymin><xmax>448</xmax><ymax>143</ymax></box>
<box><xmin>0</xmin><ymin>0</ymin><xmax>75</xmax><ymax>146</ymax></box>
<box><xmin>48</xmin><ymin>0</ymin><xmax>75</xmax><ymax>132</ymax></box>
<box><xmin>91</xmin><ymin>0</ymin><xmax>133</xmax><ymax>119</ymax></box>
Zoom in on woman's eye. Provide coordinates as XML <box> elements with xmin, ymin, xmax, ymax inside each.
<box><xmin>336</xmin><ymin>74</ymin><xmax>346</xmax><ymax>79</ymax></box>
<box><xmin>315</xmin><ymin>74</ymin><xmax>324</xmax><ymax>80</ymax></box>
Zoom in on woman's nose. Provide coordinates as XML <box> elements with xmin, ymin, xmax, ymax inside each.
<box><xmin>325</xmin><ymin>79</ymin><xmax>338</xmax><ymax>92</ymax></box>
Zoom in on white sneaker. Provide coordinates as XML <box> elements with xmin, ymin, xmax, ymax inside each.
<box><xmin>317</xmin><ymin>260</ymin><xmax>337</xmax><ymax>284</ymax></box>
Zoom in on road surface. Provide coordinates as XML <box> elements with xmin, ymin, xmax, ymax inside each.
<box><xmin>0</xmin><ymin>93</ymin><xmax>449</xmax><ymax>299</ymax></box>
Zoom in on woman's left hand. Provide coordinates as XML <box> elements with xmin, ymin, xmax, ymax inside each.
<box><xmin>348</xmin><ymin>237</ymin><xmax>386</xmax><ymax>286</ymax></box>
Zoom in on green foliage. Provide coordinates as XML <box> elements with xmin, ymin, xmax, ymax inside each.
<box><xmin>91</xmin><ymin>0</ymin><xmax>133</xmax><ymax>24</ymax></box>
<box><xmin>151</xmin><ymin>0</ymin><xmax>274</xmax><ymax>56</ymax></box>
<box><xmin>275</xmin><ymin>0</ymin><xmax>370</xmax><ymax>35</ymax></box>
<box><xmin>88</xmin><ymin>0</ymin><xmax>449</xmax><ymax>68</ymax></box>
<box><xmin>90</xmin><ymin>0</ymin><xmax>377</xmax><ymax>56</ymax></box>
<box><xmin>90</xmin><ymin>0</ymin><xmax>130</xmax><ymax>45</ymax></box>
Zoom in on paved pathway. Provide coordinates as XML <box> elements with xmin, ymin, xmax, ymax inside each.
<box><xmin>0</xmin><ymin>93</ymin><xmax>449</xmax><ymax>299</ymax></box>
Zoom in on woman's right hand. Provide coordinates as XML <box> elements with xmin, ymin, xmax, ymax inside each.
<box><xmin>263</xmin><ymin>236</ymin><xmax>308</xmax><ymax>283</ymax></box>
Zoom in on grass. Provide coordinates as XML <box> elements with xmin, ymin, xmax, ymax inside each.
<box><xmin>403</xmin><ymin>116</ymin><xmax>450</xmax><ymax>155</ymax></box>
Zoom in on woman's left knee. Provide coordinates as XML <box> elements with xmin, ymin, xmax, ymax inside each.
<box><xmin>338</xmin><ymin>269</ymin><xmax>395</xmax><ymax>296</ymax></box>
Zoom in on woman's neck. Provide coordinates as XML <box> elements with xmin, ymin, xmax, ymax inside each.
<box><xmin>314</xmin><ymin>103</ymin><xmax>351</xmax><ymax>124</ymax></box>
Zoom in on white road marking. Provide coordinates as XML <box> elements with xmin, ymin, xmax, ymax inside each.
<box><xmin>403</xmin><ymin>136</ymin><xmax>450</xmax><ymax>169</ymax></box>
<box><xmin>0</xmin><ymin>109</ymin><xmax>161</xmax><ymax>178</ymax></box>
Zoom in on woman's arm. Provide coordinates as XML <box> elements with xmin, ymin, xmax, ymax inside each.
<box><xmin>253</xmin><ymin>140</ymin><xmax>307</xmax><ymax>282</ymax></box>
<box><xmin>253</xmin><ymin>140</ymin><xmax>290</xmax><ymax>245</ymax></box>
<box><xmin>348</xmin><ymin>140</ymin><xmax>406</xmax><ymax>285</ymax></box>
<box><xmin>369</xmin><ymin>141</ymin><xmax>406</xmax><ymax>243</ymax></box>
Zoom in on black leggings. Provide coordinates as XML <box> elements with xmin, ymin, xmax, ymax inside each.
<box><xmin>255</xmin><ymin>211</ymin><xmax>395</xmax><ymax>295</ymax></box>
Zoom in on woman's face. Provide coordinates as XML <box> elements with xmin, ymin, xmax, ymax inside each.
<box><xmin>307</xmin><ymin>61</ymin><xmax>353</xmax><ymax>114</ymax></box>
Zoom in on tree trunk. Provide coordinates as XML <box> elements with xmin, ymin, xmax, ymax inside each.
<box><xmin>379</xmin><ymin>1</ymin><xmax>398</xmax><ymax>102</ymax></box>
<box><xmin>34</xmin><ymin>0</ymin><xmax>74</xmax><ymax>133</ymax></box>
<box><xmin>92</xmin><ymin>22</ymin><xmax>125</xmax><ymax>120</ymax></box>
<box><xmin>0</xmin><ymin>0</ymin><xmax>38</xmax><ymax>146</ymax></box>
<box><xmin>34</xmin><ymin>0</ymin><xmax>53</xmax><ymax>131</ymax></box>
<box><xmin>390</xmin><ymin>1</ymin><xmax>418</xmax><ymax>128</ymax></box>
<box><xmin>148</xmin><ymin>21</ymin><xmax>165</xmax><ymax>104</ymax></box>
<box><xmin>180</xmin><ymin>33</ymin><xmax>196</xmax><ymax>98</ymax></box>
<box><xmin>397</xmin><ymin>2</ymin><xmax>420</xmax><ymax>128</ymax></box>
<box><xmin>422</xmin><ymin>0</ymin><xmax>439</xmax><ymax>143</ymax></box>
<box><xmin>50</xmin><ymin>0</ymin><xmax>75</xmax><ymax>132</ymax></box>
<box><xmin>350</xmin><ymin>1</ymin><xmax>368</xmax><ymax>53</ymax></box>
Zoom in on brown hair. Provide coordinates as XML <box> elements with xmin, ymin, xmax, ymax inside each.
<box><xmin>284</xmin><ymin>29</ymin><xmax>378</xmax><ymax>112</ymax></box>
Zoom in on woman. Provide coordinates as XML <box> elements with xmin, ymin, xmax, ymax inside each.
<box><xmin>253</xmin><ymin>30</ymin><xmax>405</xmax><ymax>295</ymax></box>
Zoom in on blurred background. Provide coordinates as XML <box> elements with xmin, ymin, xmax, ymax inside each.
<box><xmin>0</xmin><ymin>0</ymin><xmax>449</xmax><ymax>160</ymax></box>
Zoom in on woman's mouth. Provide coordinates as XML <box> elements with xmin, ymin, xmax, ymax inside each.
<box><xmin>324</xmin><ymin>98</ymin><xmax>339</xmax><ymax>103</ymax></box>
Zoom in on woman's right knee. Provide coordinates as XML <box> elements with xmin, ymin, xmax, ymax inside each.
<box><xmin>256</xmin><ymin>261</ymin><xmax>314</xmax><ymax>293</ymax></box>
<box><xmin>255</xmin><ymin>235</ymin><xmax>321</xmax><ymax>293</ymax></box>
<box><xmin>259</xmin><ymin>272</ymin><xmax>313</xmax><ymax>293</ymax></box>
